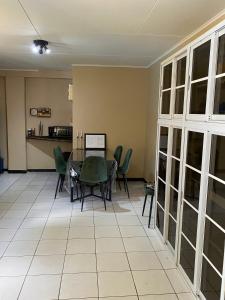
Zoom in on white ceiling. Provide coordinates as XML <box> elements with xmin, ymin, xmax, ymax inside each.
<box><xmin>0</xmin><ymin>0</ymin><xmax>225</xmax><ymax>69</ymax></box>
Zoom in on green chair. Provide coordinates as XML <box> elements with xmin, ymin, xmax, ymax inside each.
<box><xmin>114</xmin><ymin>145</ymin><xmax>123</xmax><ymax>167</ymax></box>
<box><xmin>53</xmin><ymin>146</ymin><xmax>67</xmax><ymax>199</ymax></box>
<box><xmin>79</xmin><ymin>156</ymin><xmax>108</xmax><ymax>211</ymax></box>
<box><xmin>117</xmin><ymin>148</ymin><xmax>133</xmax><ymax>198</ymax></box>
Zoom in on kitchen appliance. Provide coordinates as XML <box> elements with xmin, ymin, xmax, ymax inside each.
<box><xmin>48</xmin><ymin>126</ymin><xmax>72</xmax><ymax>138</ymax></box>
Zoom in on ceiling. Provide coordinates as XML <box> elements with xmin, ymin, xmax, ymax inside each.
<box><xmin>0</xmin><ymin>0</ymin><xmax>225</xmax><ymax>70</ymax></box>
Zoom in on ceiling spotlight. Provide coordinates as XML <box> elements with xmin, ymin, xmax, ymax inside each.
<box><xmin>32</xmin><ymin>39</ymin><xmax>50</xmax><ymax>55</ymax></box>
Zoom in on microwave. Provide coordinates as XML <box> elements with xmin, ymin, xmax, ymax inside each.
<box><xmin>48</xmin><ymin>126</ymin><xmax>72</xmax><ymax>137</ymax></box>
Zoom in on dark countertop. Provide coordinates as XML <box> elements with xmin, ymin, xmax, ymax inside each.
<box><xmin>26</xmin><ymin>135</ymin><xmax>72</xmax><ymax>142</ymax></box>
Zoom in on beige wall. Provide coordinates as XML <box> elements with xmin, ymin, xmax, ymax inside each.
<box><xmin>0</xmin><ymin>70</ymin><xmax>72</xmax><ymax>171</ymax></box>
<box><xmin>26</xmin><ymin>77</ymin><xmax>72</xmax><ymax>169</ymax></box>
<box><xmin>0</xmin><ymin>77</ymin><xmax>8</xmax><ymax>169</ymax></box>
<box><xmin>144</xmin><ymin>12</ymin><xmax>225</xmax><ymax>182</ymax></box>
<box><xmin>6</xmin><ymin>77</ymin><xmax>26</xmax><ymax>171</ymax></box>
<box><xmin>73</xmin><ymin>67</ymin><xmax>150</xmax><ymax>178</ymax></box>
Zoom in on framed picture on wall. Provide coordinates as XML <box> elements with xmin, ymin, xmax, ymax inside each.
<box><xmin>37</xmin><ymin>107</ymin><xmax>51</xmax><ymax>117</ymax></box>
<box><xmin>84</xmin><ymin>133</ymin><xmax>106</xmax><ymax>150</ymax></box>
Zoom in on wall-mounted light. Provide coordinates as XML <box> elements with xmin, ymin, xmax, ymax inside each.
<box><xmin>32</xmin><ymin>39</ymin><xmax>51</xmax><ymax>55</ymax></box>
<box><xmin>68</xmin><ymin>84</ymin><xmax>73</xmax><ymax>101</ymax></box>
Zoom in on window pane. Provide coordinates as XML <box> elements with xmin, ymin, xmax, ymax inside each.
<box><xmin>207</xmin><ymin>177</ymin><xmax>225</xmax><ymax>229</ymax></box>
<box><xmin>210</xmin><ymin>135</ymin><xmax>225</xmax><ymax>182</ymax></box>
<box><xmin>175</xmin><ymin>88</ymin><xmax>184</xmax><ymax>114</ymax></box>
<box><xmin>168</xmin><ymin>216</ymin><xmax>176</xmax><ymax>249</ymax></box>
<box><xmin>180</xmin><ymin>235</ymin><xmax>195</xmax><ymax>283</ymax></box>
<box><xmin>184</xmin><ymin>167</ymin><xmax>201</xmax><ymax>209</ymax></box>
<box><xmin>186</xmin><ymin>131</ymin><xmax>204</xmax><ymax>170</ymax></box>
<box><xmin>156</xmin><ymin>204</ymin><xmax>164</xmax><ymax>236</ymax></box>
<box><xmin>190</xmin><ymin>80</ymin><xmax>207</xmax><ymax>114</ymax></box>
<box><xmin>163</xmin><ymin>63</ymin><xmax>172</xmax><ymax>89</ymax></box>
<box><xmin>161</xmin><ymin>91</ymin><xmax>171</xmax><ymax>114</ymax></box>
<box><xmin>171</xmin><ymin>158</ymin><xmax>180</xmax><ymax>189</ymax></box>
<box><xmin>176</xmin><ymin>57</ymin><xmax>186</xmax><ymax>86</ymax></box>
<box><xmin>192</xmin><ymin>41</ymin><xmax>211</xmax><ymax>80</ymax></box>
<box><xmin>201</xmin><ymin>258</ymin><xmax>222</xmax><ymax>300</ymax></box>
<box><xmin>157</xmin><ymin>179</ymin><xmax>165</xmax><ymax>208</ymax></box>
<box><xmin>159</xmin><ymin>127</ymin><xmax>168</xmax><ymax>153</ymax></box>
<box><xmin>213</xmin><ymin>77</ymin><xmax>225</xmax><ymax>114</ymax></box>
<box><xmin>172</xmin><ymin>128</ymin><xmax>182</xmax><ymax>158</ymax></box>
<box><xmin>182</xmin><ymin>202</ymin><xmax>198</xmax><ymax>246</ymax></box>
<box><xmin>158</xmin><ymin>153</ymin><xmax>167</xmax><ymax>181</ymax></box>
<box><xmin>169</xmin><ymin>188</ymin><xmax>178</xmax><ymax>219</ymax></box>
<box><xmin>203</xmin><ymin>219</ymin><xmax>225</xmax><ymax>274</ymax></box>
<box><xmin>217</xmin><ymin>34</ymin><xmax>225</xmax><ymax>75</ymax></box>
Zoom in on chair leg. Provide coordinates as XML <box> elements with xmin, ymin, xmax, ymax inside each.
<box><xmin>103</xmin><ymin>184</ymin><xmax>107</xmax><ymax>210</ymax></box>
<box><xmin>123</xmin><ymin>174</ymin><xmax>127</xmax><ymax>192</ymax></box>
<box><xmin>117</xmin><ymin>177</ymin><xmax>121</xmax><ymax>191</ymax></box>
<box><xmin>81</xmin><ymin>185</ymin><xmax>85</xmax><ymax>211</ymax></box>
<box><xmin>54</xmin><ymin>175</ymin><xmax>61</xmax><ymax>199</ymax></box>
<box><xmin>148</xmin><ymin>195</ymin><xmax>154</xmax><ymax>228</ymax></box>
<box><xmin>124</xmin><ymin>175</ymin><xmax>130</xmax><ymax>198</ymax></box>
<box><xmin>59</xmin><ymin>175</ymin><xmax>65</xmax><ymax>192</ymax></box>
<box><xmin>142</xmin><ymin>194</ymin><xmax>148</xmax><ymax>216</ymax></box>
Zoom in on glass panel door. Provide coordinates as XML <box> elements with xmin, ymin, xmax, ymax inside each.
<box><xmin>212</xmin><ymin>31</ymin><xmax>225</xmax><ymax>119</ymax></box>
<box><xmin>179</xmin><ymin>130</ymin><xmax>204</xmax><ymax>284</ymax></box>
<box><xmin>200</xmin><ymin>134</ymin><xmax>225</xmax><ymax>300</ymax></box>
<box><xmin>156</xmin><ymin>126</ymin><xmax>169</xmax><ymax>237</ymax></box>
<box><xmin>160</xmin><ymin>63</ymin><xmax>173</xmax><ymax>116</ymax></box>
<box><xmin>174</xmin><ymin>57</ymin><xmax>186</xmax><ymax>115</ymax></box>
<box><xmin>166</xmin><ymin>128</ymin><xmax>183</xmax><ymax>252</ymax></box>
<box><xmin>188</xmin><ymin>39</ymin><xmax>211</xmax><ymax>117</ymax></box>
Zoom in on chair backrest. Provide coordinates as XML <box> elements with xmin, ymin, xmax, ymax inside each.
<box><xmin>53</xmin><ymin>146</ymin><xmax>67</xmax><ymax>175</ymax></box>
<box><xmin>79</xmin><ymin>156</ymin><xmax>108</xmax><ymax>184</ymax></box>
<box><xmin>114</xmin><ymin>145</ymin><xmax>123</xmax><ymax>166</ymax></box>
<box><xmin>120</xmin><ymin>148</ymin><xmax>133</xmax><ymax>174</ymax></box>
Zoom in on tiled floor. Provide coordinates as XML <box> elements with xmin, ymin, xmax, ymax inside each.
<box><xmin>0</xmin><ymin>172</ymin><xmax>197</xmax><ymax>300</ymax></box>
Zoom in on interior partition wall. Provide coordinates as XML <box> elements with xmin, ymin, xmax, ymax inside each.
<box><xmin>155</xmin><ymin>20</ymin><xmax>225</xmax><ymax>300</ymax></box>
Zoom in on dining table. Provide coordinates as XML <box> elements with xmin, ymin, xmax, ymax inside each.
<box><xmin>66</xmin><ymin>149</ymin><xmax>117</xmax><ymax>202</ymax></box>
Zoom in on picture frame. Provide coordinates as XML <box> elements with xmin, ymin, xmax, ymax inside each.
<box><xmin>84</xmin><ymin>133</ymin><xmax>106</xmax><ymax>150</ymax></box>
<box><xmin>37</xmin><ymin>107</ymin><xmax>51</xmax><ymax>117</ymax></box>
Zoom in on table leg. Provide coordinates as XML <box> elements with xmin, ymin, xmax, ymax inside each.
<box><xmin>148</xmin><ymin>195</ymin><xmax>154</xmax><ymax>228</ymax></box>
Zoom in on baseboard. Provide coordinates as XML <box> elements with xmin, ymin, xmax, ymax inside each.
<box><xmin>8</xmin><ymin>170</ymin><xmax>27</xmax><ymax>173</ymax></box>
<box><xmin>28</xmin><ymin>169</ymin><xmax>56</xmax><ymax>172</ymax></box>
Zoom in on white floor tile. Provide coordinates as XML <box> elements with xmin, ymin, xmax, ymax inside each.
<box><xmin>97</xmin><ymin>252</ymin><xmax>129</xmax><ymax>271</ymax></box>
<box><xmin>139</xmin><ymin>295</ymin><xmax>177</xmax><ymax>300</ymax></box>
<box><xmin>0</xmin><ymin>228</ymin><xmax>17</xmax><ymax>241</ymax></box>
<box><xmin>120</xmin><ymin>226</ymin><xmax>146</xmax><ymax>237</ymax></box>
<box><xmin>69</xmin><ymin>226</ymin><xmax>94</xmax><ymax>239</ymax></box>
<box><xmin>116</xmin><ymin>215</ymin><xmax>141</xmax><ymax>226</ymax></box>
<box><xmin>71</xmin><ymin>216</ymin><xmax>94</xmax><ymax>227</ymax></box>
<box><xmin>94</xmin><ymin>215</ymin><xmax>117</xmax><ymax>226</ymax></box>
<box><xmin>95</xmin><ymin>226</ymin><xmax>121</xmax><ymax>238</ymax></box>
<box><xmin>67</xmin><ymin>238</ymin><xmax>95</xmax><ymax>254</ymax></box>
<box><xmin>0</xmin><ymin>256</ymin><xmax>32</xmax><ymax>276</ymax></box>
<box><xmin>19</xmin><ymin>275</ymin><xmax>61</xmax><ymax>300</ymax></box>
<box><xmin>0</xmin><ymin>241</ymin><xmax>9</xmax><ymax>256</ymax></box>
<box><xmin>41</xmin><ymin>227</ymin><xmax>69</xmax><ymax>240</ymax></box>
<box><xmin>123</xmin><ymin>237</ymin><xmax>153</xmax><ymax>252</ymax></box>
<box><xmin>132</xmin><ymin>270</ymin><xmax>173</xmax><ymax>295</ymax></box>
<box><xmin>4</xmin><ymin>240</ymin><xmax>38</xmax><ymax>256</ymax></box>
<box><xmin>156</xmin><ymin>251</ymin><xmax>177</xmax><ymax>269</ymax></box>
<box><xmin>166</xmin><ymin>269</ymin><xmax>191</xmax><ymax>293</ymax></box>
<box><xmin>0</xmin><ymin>276</ymin><xmax>25</xmax><ymax>300</ymax></box>
<box><xmin>64</xmin><ymin>254</ymin><xmax>96</xmax><ymax>273</ymax></box>
<box><xmin>98</xmin><ymin>271</ymin><xmax>136</xmax><ymax>297</ymax></box>
<box><xmin>36</xmin><ymin>239</ymin><xmax>67</xmax><ymax>255</ymax></box>
<box><xmin>59</xmin><ymin>273</ymin><xmax>98</xmax><ymax>299</ymax></box>
<box><xmin>28</xmin><ymin>255</ymin><xmax>64</xmax><ymax>275</ymax></box>
<box><xmin>13</xmin><ymin>228</ymin><xmax>43</xmax><ymax>241</ymax></box>
<box><xmin>96</xmin><ymin>238</ymin><xmax>125</xmax><ymax>253</ymax></box>
<box><xmin>177</xmin><ymin>293</ymin><xmax>197</xmax><ymax>300</ymax></box>
<box><xmin>127</xmin><ymin>252</ymin><xmax>162</xmax><ymax>270</ymax></box>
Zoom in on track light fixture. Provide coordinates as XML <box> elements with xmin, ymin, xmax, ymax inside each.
<box><xmin>32</xmin><ymin>39</ymin><xmax>51</xmax><ymax>55</ymax></box>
